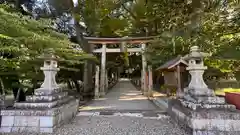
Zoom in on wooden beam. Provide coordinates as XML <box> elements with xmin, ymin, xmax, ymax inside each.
<box><xmin>88</xmin><ymin>39</ymin><xmax>154</xmax><ymax>44</ymax></box>
<box><xmin>177</xmin><ymin>64</ymin><xmax>182</xmax><ymax>98</ymax></box>
<box><xmin>84</xmin><ymin>36</ymin><xmax>159</xmax><ymax>44</ymax></box>
<box><xmin>93</xmin><ymin>48</ymin><xmax>141</xmax><ymax>53</ymax></box>
<box><xmin>85</xmin><ymin>36</ymin><xmax>158</xmax><ymax>41</ymax></box>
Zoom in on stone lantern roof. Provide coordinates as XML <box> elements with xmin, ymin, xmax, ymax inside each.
<box><xmin>38</xmin><ymin>48</ymin><xmax>60</xmax><ymax>61</ymax></box>
<box><xmin>182</xmin><ymin>46</ymin><xmax>209</xmax><ymax>61</ymax></box>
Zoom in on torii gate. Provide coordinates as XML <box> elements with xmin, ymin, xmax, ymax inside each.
<box><xmin>85</xmin><ymin>36</ymin><xmax>157</xmax><ymax>98</ymax></box>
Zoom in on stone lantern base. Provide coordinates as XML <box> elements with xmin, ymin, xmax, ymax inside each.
<box><xmin>168</xmin><ymin>99</ymin><xmax>240</xmax><ymax>135</ymax></box>
<box><xmin>0</xmin><ymin>87</ymin><xmax>79</xmax><ymax>133</ymax></box>
<box><xmin>181</xmin><ymin>87</ymin><xmax>236</xmax><ymax>110</ymax></box>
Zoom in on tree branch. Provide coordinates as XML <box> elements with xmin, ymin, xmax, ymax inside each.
<box><xmin>121</xmin><ymin>3</ymin><xmax>138</xmax><ymax>20</ymax></box>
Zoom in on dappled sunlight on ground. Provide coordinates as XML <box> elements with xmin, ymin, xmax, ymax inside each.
<box><xmin>118</xmin><ymin>96</ymin><xmax>148</xmax><ymax>101</ymax></box>
<box><xmin>152</xmin><ymin>90</ymin><xmax>167</xmax><ymax>98</ymax></box>
<box><xmin>93</xmin><ymin>98</ymin><xmax>107</xmax><ymax>101</ymax></box>
<box><xmin>121</xmin><ymin>92</ymin><xmax>141</xmax><ymax>96</ymax></box>
<box><xmin>118</xmin><ymin>92</ymin><xmax>148</xmax><ymax>100</ymax></box>
<box><xmin>80</xmin><ymin>106</ymin><xmax>115</xmax><ymax>111</ymax></box>
<box><xmin>119</xmin><ymin>78</ymin><xmax>130</xmax><ymax>81</ymax></box>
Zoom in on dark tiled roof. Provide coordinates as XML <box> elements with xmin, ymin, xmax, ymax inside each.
<box><xmin>156</xmin><ymin>55</ymin><xmax>188</xmax><ymax>71</ymax></box>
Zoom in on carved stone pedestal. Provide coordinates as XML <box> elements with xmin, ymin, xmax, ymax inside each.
<box><xmin>0</xmin><ymin>88</ymin><xmax>79</xmax><ymax>133</ymax></box>
<box><xmin>181</xmin><ymin>87</ymin><xmax>235</xmax><ymax>110</ymax></box>
<box><xmin>168</xmin><ymin>99</ymin><xmax>240</xmax><ymax>135</ymax></box>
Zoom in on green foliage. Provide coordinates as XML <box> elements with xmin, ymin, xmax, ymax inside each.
<box><xmin>160</xmin><ymin>84</ymin><xmax>177</xmax><ymax>97</ymax></box>
<box><xmin>0</xmin><ymin>4</ymin><xmax>96</xmax><ymax>91</ymax></box>
<box><xmin>145</xmin><ymin>1</ymin><xmax>240</xmax><ymax>79</ymax></box>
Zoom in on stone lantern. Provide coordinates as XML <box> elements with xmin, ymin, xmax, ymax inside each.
<box><xmin>183</xmin><ymin>46</ymin><xmax>212</xmax><ymax>96</ymax></box>
<box><xmin>180</xmin><ymin>46</ymin><xmax>232</xmax><ymax>110</ymax></box>
<box><xmin>167</xmin><ymin>46</ymin><xmax>240</xmax><ymax>135</ymax></box>
<box><xmin>36</xmin><ymin>48</ymin><xmax>60</xmax><ymax>94</ymax></box>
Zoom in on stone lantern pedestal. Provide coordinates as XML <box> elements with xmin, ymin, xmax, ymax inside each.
<box><xmin>0</xmin><ymin>50</ymin><xmax>79</xmax><ymax>133</ymax></box>
<box><xmin>167</xmin><ymin>46</ymin><xmax>240</xmax><ymax>135</ymax></box>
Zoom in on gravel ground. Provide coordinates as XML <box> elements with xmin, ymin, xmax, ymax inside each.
<box><xmin>4</xmin><ymin>115</ymin><xmax>188</xmax><ymax>135</ymax></box>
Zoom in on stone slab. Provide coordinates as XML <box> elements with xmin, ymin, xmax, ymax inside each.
<box><xmin>34</xmin><ymin>87</ymin><xmax>63</xmax><ymax>96</ymax></box>
<box><xmin>0</xmin><ymin>99</ymin><xmax>79</xmax><ymax>133</ymax></box>
<box><xmin>186</xmin><ymin>88</ymin><xmax>215</xmax><ymax>96</ymax></box>
<box><xmin>26</xmin><ymin>92</ymin><xmax>68</xmax><ymax>102</ymax></box>
<box><xmin>179</xmin><ymin>98</ymin><xmax>236</xmax><ymax>110</ymax></box>
<box><xmin>1</xmin><ymin>116</ymin><xmax>14</xmax><ymax>126</ymax></box>
<box><xmin>1</xmin><ymin>98</ymin><xmax>78</xmax><ymax>116</ymax></box>
<box><xmin>168</xmin><ymin>99</ymin><xmax>240</xmax><ymax>135</ymax></box>
<box><xmin>152</xmin><ymin>98</ymin><xmax>168</xmax><ymax>110</ymax></box>
<box><xmin>14</xmin><ymin>96</ymin><xmax>74</xmax><ymax>109</ymax></box>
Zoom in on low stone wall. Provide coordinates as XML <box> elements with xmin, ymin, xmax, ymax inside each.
<box><xmin>168</xmin><ymin>99</ymin><xmax>240</xmax><ymax>135</ymax></box>
<box><xmin>0</xmin><ymin>98</ymin><xmax>79</xmax><ymax>133</ymax></box>
<box><xmin>207</xmin><ymin>80</ymin><xmax>240</xmax><ymax>90</ymax></box>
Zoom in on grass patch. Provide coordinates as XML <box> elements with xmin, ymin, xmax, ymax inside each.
<box><xmin>215</xmin><ymin>88</ymin><xmax>240</xmax><ymax>96</ymax></box>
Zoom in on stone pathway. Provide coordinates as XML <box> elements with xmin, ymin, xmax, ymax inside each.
<box><xmin>60</xmin><ymin>78</ymin><xmax>187</xmax><ymax>135</ymax></box>
<box><xmin>79</xmin><ymin>78</ymin><xmax>159</xmax><ymax>112</ymax></box>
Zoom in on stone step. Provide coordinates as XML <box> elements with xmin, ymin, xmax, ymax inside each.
<box><xmin>26</xmin><ymin>92</ymin><xmax>68</xmax><ymax>102</ymax></box>
<box><xmin>77</xmin><ymin>111</ymin><xmax>169</xmax><ymax>119</ymax></box>
<box><xmin>79</xmin><ymin>109</ymin><xmax>166</xmax><ymax>113</ymax></box>
<box><xmin>14</xmin><ymin>96</ymin><xmax>74</xmax><ymax>109</ymax></box>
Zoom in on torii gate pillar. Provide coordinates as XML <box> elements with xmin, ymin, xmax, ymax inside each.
<box><xmin>94</xmin><ymin>65</ymin><xmax>100</xmax><ymax>99</ymax></box>
<box><xmin>141</xmin><ymin>43</ymin><xmax>148</xmax><ymax>96</ymax></box>
<box><xmin>100</xmin><ymin>44</ymin><xmax>106</xmax><ymax>96</ymax></box>
<box><xmin>148</xmin><ymin>65</ymin><xmax>153</xmax><ymax>97</ymax></box>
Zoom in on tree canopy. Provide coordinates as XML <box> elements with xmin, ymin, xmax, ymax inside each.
<box><xmin>46</xmin><ymin>0</ymin><xmax>240</xmax><ymax>79</ymax></box>
<box><xmin>0</xmin><ymin>4</ymin><xmax>95</xmax><ymax>95</ymax></box>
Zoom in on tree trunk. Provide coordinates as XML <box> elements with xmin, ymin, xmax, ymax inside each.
<box><xmin>82</xmin><ymin>40</ymin><xmax>93</xmax><ymax>99</ymax></box>
<box><xmin>12</xmin><ymin>80</ymin><xmax>26</xmax><ymax>102</ymax></box>
<box><xmin>83</xmin><ymin>61</ymin><xmax>89</xmax><ymax>98</ymax></box>
<box><xmin>73</xmin><ymin>79</ymin><xmax>83</xmax><ymax>100</ymax></box>
<box><xmin>70</xmin><ymin>0</ymin><xmax>94</xmax><ymax>100</ymax></box>
<box><xmin>72</xmin><ymin>18</ymin><xmax>93</xmax><ymax>100</ymax></box>
<box><xmin>15</xmin><ymin>0</ymin><xmax>21</xmax><ymax>10</ymax></box>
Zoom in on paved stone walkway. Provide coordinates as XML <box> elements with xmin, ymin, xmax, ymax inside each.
<box><xmin>80</xmin><ymin>78</ymin><xmax>159</xmax><ymax>112</ymax></box>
